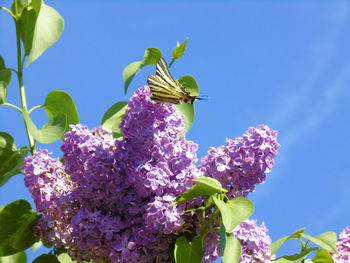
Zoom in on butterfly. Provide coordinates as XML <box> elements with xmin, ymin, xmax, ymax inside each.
<box><xmin>147</xmin><ymin>58</ymin><xmax>205</xmax><ymax>104</ymax></box>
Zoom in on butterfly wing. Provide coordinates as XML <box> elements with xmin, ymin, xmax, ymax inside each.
<box><xmin>148</xmin><ymin>74</ymin><xmax>184</xmax><ymax>104</ymax></box>
<box><xmin>147</xmin><ymin>58</ymin><xmax>197</xmax><ymax>104</ymax></box>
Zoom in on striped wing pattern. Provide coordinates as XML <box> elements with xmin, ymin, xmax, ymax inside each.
<box><xmin>147</xmin><ymin>58</ymin><xmax>196</xmax><ymax>104</ymax></box>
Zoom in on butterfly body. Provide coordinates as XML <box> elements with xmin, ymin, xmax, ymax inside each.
<box><xmin>147</xmin><ymin>58</ymin><xmax>198</xmax><ymax>104</ymax></box>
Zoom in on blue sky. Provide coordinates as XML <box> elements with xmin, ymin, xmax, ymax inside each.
<box><xmin>1</xmin><ymin>1</ymin><xmax>350</xmax><ymax>261</ymax></box>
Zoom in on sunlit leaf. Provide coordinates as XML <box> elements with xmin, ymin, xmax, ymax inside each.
<box><xmin>312</xmin><ymin>248</ymin><xmax>335</xmax><ymax>263</ymax></box>
<box><xmin>11</xmin><ymin>0</ymin><xmax>31</xmax><ymax>15</ymax></box>
<box><xmin>270</xmin><ymin>228</ymin><xmax>306</xmax><ymax>256</ymax></box>
<box><xmin>22</xmin><ymin>109</ymin><xmax>66</xmax><ymax>144</ymax></box>
<box><xmin>193</xmin><ymin>176</ymin><xmax>226</xmax><ymax>191</ymax></box>
<box><xmin>123</xmin><ymin>47</ymin><xmax>162</xmax><ymax>95</ymax></box>
<box><xmin>31</xmin><ymin>240</ymin><xmax>42</xmax><ymax>252</ymax></box>
<box><xmin>174</xmin><ymin>76</ymin><xmax>199</xmax><ymax>131</ymax></box>
<box><xmin>213</xmin><ymin>196</ymin><xmax>254</xmax><ymax>233</ymax></box>
<box><xmin>170</xmin><ymin>177</ymin><xmax>227</xmax><ymax>207</ymax></box>
<box><xmin>17</xmin><ymin>0</ymin><xmax>64</xmax><ymax>66</ymax></box>
<box><xmin>57</xmin><ymin>253</ymin><xmax>77</xmax><ymax>263</ymax></box>
<box><xmin>43</xmin><ymin>90</ymin><xmax>79</xmax><ymax>134</ymax></box>
<box><xmin>301</xmin><ymin>232</ymin><xmax>338</xmax><ymax>255</ymax></box>
<box><xmin>101</xmin><ymin>101</ymin><xmax>128</xmax><ymax>139</ymax></box>
<box><xmin>220</xmin><ymin>226</ymin><xmax>241</xmax><ymax>263</ymax></box>
<box><xmin>272</xmin><ymin>247</ymin><xmax>318</xmax><ymax>263</ymax></box>
<box><xmin>172</xmin><ymin>38</ymin><xmax>188</xmax><ymax>60</ymax></box>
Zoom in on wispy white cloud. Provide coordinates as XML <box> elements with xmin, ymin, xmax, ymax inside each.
<box><xmin>273</xmin><ymin>2</ymin><xmax>350</xmax><ymax>152</ymax></box>
<box><xmin>255</xmin><ymin>3</ymin><xmax>350</xmax><ymax>201</ymax></box>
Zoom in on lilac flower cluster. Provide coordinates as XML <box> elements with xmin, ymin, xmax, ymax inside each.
<box><xmin>333</xmin><ymin>226</ymin><xmax>350</xmax><ymax>262</ymax></box>
<box><xmin>202</xmin><ymin>219</ymin><xmax>274</xmax><ymax>262</ymax></box>
<box><xmin>22</xmin><ymin>149</ymin><xmax>75</xmax><ymax>247</ymax></box>
<box><xmin>233</xmin><ymin>219</ymin><xmax>274</xmax><ymax>262</ymax></box>
<box><xmin>199</xmin><ymin>125</ymin><xmax>280</xmax><ymax>198</ymax></box>
<box><xmin>24</xmin><ymin>87</ymin><xmax>200</xmax><ymax>262</ymax></box>
<box><xmin>22</xmin><ymin>86</ymin><xmax>280</xmax><ymax>262</ymax></box>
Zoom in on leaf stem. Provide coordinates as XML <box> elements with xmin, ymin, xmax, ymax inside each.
<box><xmin>21</xmin><ymin>54</ymin><xmax>26</xmax><ymax>68</ymax></box>
<box><xmin>2</xmin><ymin>102</ymin><xmax>22</xmax><ymax>112</ymax></box>
<box><xmin>0</xmin><ymin>6</ymin><xmax>16</xmax><ymax>19</ymax></box>
<box><xmin>29</xmin><ymin>105</ymin><xmax>42</xmax><ymax>114</ymax></box>
<box><xmin>201</xmin><ymin>208</ymin><xmax>220</xmax><ymax>236</ymax></box>
<box><xmin>168</xmin><ymin>58</ymin><xmax>175</xmax><ymax>68</ymax></box>
<box><xmin>6</xmin><ymin>68</ymin><xmax>19</xmax><ymax>75</ymax></box>
<box><xmin>15</xmin><ymin>19</ymin><xmax>35</xmax><ymax>154</ymax></box>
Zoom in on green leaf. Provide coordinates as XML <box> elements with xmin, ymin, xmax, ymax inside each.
<box><xmin>0</xmin><ymin>200</ymin><xmax>38</xmax><ymax>256</ymax></box>
<box><xmin>174</xmin><ymin>103</ymin><xmax>194</xmax><ymax>132</ymax></box>
<box><xmin>43</xmin><ymin>90</ymin><xmax>79</xmax><ymax>134</ymax></box>
<box><xmin>0</xmin><ymin>133</ymin><xmax>29</xmax><ymax>187</ymax></box>
<box><xmin>101</xmin><ymin>101</ymin><xmax>128</xmax><ymax>139</ymax></box>
<box><xmin>0</xmin><ymin>56</ymin><xmax>12</xmax><ymax>104</ymax></box>
<box><xmin>273</xmin><ymin>247</ymin><xmax>318</xmax><ymax>263</ymax></box>
<box><xmin>172</xmin><ymin>38</ymin><xmax>188</xmax><ymax>60</ymax></box>
<box><xmin>213</xmin><ymin>196</ymin><xmax>254</xmax><ymax>233</ymax></box>
<box><xmin>174</xmin><ymin>235</ymin><xmax>204</xmax><ymax>263</ymax></box>
<box><xmin>22</xmin><ymin>109</ymin><xmax>66</xmax><ymax>144</ymax></box>
<box><xmin>31</xmin><ymin>240</ymin><xmax>42</xmax><ymax>252</ymax></box>
<box><xmin>220</xmin><ymin>226</ymin><xmax>241</xmax><ymax>263</ymax></box>
<box><xmin>300</xmin><ymin>232</ymin><xmax>338</xmax><ymax>255</ymax></box>
<box><xmin>193</xmin><ymin>176</ymin><xmax>227</xmax><ymax>191</ymax></box>
<box><xmin>312</xmin><ymin>248</ymin><xmax>335</xmax><ymax>263</ymax></box>
<box><xmin>33</xmin><ymin>254</ymin><xmax>60</xmax><ymax>263</ymax></box>
<box><xmin>174</xmin><ymin>236</ymin><xmax>190</xmax><ymax>263</ymax></box>
<box><xmin>123</xmin><ymin>47</ymin><xmax>162</xmax><ymax>95</ymax></box>
<box><xmin>170</xmin><ymin>177</ymin><xmax>227</xmax><ymax>207</ymax></box>
<box><xmin>57</xmin><ymin>253</ymin><xmax>77</xmax><ymax>263</ymax></box>
<box><xmin>0</xmin><ymin>251</ymin><xmax>27</xmax><ymax>263</ymax></box>
<box><xmin>177</xmin><ymin>75</ymin><xmax>199</xmax><ymax>97</ymax></box>
<box><xmin>174</xmin><ymin>76</ymin><xmax>199</xmax><ymax>131</ymax></box>
<box><xmin>270</xmin><ymin>228</ymin><xmax>306</xmax><ymax>256</ymax></box>
<box><xmin>17</xmin><ymin>0</ymin><xmax>42</xmax><ymax>58</ymax></box>
<box><xmin>0</xmin><ymin>132</ymin><xmax>16</xmax><ymax>151</ymax></box>
<box><xmin>11</xmin><ymin>0</ymin><xmax>31</xmax><ymax>15</ymax></box>
<box><xmin>0</xmin><ymin>148</ymin><xmax>29</xmax><ymax>187</ymax></box>
<box><xmin>18</xmin><ymin>0</ymin><xmax>64</xmax><ymax>66</ymax></box>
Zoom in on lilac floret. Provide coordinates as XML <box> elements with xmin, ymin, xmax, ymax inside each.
<box><xmin>199</xmin><ymin>125</ymin><xmax>280</xmax><ymax>198</ymax></box>
<box><xmin>233</xmin><ymin>219</ymin><xmax>274</xmax><ymax>262</ymax></box>
<box><xmin>202</xmin><ymin>219</ymin><xmax>274</xmax><ymax>262</ymax></box>
<box><xmin>333</xmin><ymin>226</ymin><xmax>350</xmax><ymax>262</ymax></box>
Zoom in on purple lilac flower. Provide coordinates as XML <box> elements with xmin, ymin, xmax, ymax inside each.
<box><xmin>199</xmin><ymin>125</ymin><xmax>280</xmax><ymax>198</ymax></box>
<box><xmin>233</xmin><ymin>219</ymin><xmax>274</xmax><ymax>262</ymax></box>
<box><xmin>23</xmin><ymin>87</ymin><xmax>200</xmax><ymax>262</ymax></box>
<box><xmin>333</xmin><ymin>226</ymin><xmax>350</xmax><ymax>262</ymax></box>
<box><xmin>202</xmin><ymin>219</ymin><xmax>274</xmax><ymax>262</ymax></box>
<box><xmin>22</xmin><ymin>149</ymin><xmax>75</xmax><ymax>248</ymax></box>
<box><xmin>22</xmin><ymin>86</ymin><xmax>280</xmax><ymax>262</ymax></box>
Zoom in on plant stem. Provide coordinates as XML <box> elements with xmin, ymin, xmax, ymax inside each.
<box><xmin>201</xmin><ymin>208</ymin><xmax>220</xmax><ymax>236</ymax></box>
<box><xmin>0</xmin><ymin>6</ymin><xmax>16</xmax><ymax>19</ymax></box>
<box><xmin>6</xmin><ymin>68</ymin><xmax>18</xmax><ymax>75</ymax></box>
<box><xmin>3</xmin><ymin>102</ymin><xmax>22</xmax><ymax>112</ymax></box>
<box><xmin>15</xmin><ymin>19</ymin><xmax>35</xmax><ymax>154</ymax></box>
<box><xmin>29</xmin><ymin>105</ymin><xmax>42</xmax><ymax>113</ymax></box>
<box><xmin>168</xmin><ymin>58</ymin><xmax>175</xmax><ymax>68</ymax></box>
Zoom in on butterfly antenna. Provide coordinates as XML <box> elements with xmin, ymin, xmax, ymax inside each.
<box><xmin>197</xmin><ymin>95</ymin><xmax>209</xmax><ymax>101</ymax></box>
